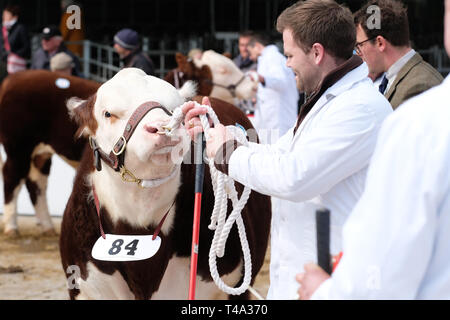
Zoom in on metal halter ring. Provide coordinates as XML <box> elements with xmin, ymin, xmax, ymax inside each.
<box><xmin>112</xmin><ymin>136</ymin><xmax>127</xmax><ymax>156</ymax></box>
<box><xmin>119</xmin><ymin>166</ymin><xmax>143</xmax><ymax>187</ymax></box>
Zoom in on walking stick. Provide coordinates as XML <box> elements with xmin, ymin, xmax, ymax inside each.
<box><xmin>316</xmin><ymin>208</ymin><xmax>332</xmax><ymax>275</ymax></box>
<box><xmin>188</xmin><ymin>133</ymin><xmax>205</xmax><ymax>300</ymax></box>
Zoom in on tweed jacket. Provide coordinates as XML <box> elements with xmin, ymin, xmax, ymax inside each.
<box><xmin>386</xmin><ymin>52</ymin><xmax>443</xmax><ymax>109</ymax></box>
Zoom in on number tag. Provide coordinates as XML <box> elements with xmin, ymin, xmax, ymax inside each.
<box><xmin>91</xmin><ymin>234</ymin><xmax>161</xmax><ymax>262</ymax></box>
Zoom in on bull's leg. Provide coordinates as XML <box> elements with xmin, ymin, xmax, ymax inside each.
<box><xmin>2</xmin><ymin>155</ymin><xmax>30</xmax><ymax>236</ymax></box>
<box><xmin>26</xmin><ymin>152</ymin><xmax>55</xmax><ymax>235</ymax></box>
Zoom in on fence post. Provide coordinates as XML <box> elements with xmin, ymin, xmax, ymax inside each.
<box><xmin>83</xmin><ymin>40</ymin><xmax>91</xmax><ymax>79</ymax></box>
<box><xmin>143</xmin><ymin>37</ymin><xmax>149</xmax><ymax>53</ymax></box>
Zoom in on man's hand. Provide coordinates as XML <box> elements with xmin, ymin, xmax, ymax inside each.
<box><xmin>296</xmin><ymin>263</ymin><xmax>331</xmax><ymax>300</ymax></box>
<box><xmin>205</xmin><ymin>124</ymin><xmax>235</xmax><ymax>159</ymax></box>
<box><xmin>182</xmin><ymin>96</ymin><xmax>210</xmax><ymax>140</ymax></box>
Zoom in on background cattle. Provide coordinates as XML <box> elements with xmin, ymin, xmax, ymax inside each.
<box><xmin>0</xmin><ymin>70</ymin><xmax>100</xmax><ymax>236</ymax></box>
<box><xmin>164</xmin><ymin>50</ymin><xmax>258</xmax><ymax>106</ymax></box>
<box><xmin>60</xmin><ymin>68</ymin><xmax>271</xmax><ymax>299</ymax></box>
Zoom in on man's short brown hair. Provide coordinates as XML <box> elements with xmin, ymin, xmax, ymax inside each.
<box><xmin>276</xmin><ymin>0</ymin><xmax>356</xmax><ymax>60</ymax></box>
<box><xmin>354</xmin><ymin>0</ymin><xmax>410</xmax><ymax>48</ymax></box>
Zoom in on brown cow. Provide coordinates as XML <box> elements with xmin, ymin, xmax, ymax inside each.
<box><xmin>60</xmin><ymin>68</ymin><xmax>270</xmax><ymax>299</ymax></box>
<box><xmin>0</xmin><ymin>70</ymin><xmax>100</xmax><ymax>236</ymax></box>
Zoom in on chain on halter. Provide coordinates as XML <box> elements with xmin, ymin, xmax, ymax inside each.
<box><xmin>162</xmin><ymin>101</ymin><xmax>253</xmax><ymax>296</ymax></box>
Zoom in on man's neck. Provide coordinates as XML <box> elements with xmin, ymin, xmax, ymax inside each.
<box><xmin>384</xmin><ymin>46</ymin><xmax>412</xmax><ymax>71</ymax></box>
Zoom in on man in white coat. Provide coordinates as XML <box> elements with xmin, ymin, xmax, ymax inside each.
<box><xmin>247</xmin><ymin>33</ymin><xmax>298</xmax><ymax>144</ymax></box>
<box><xmin>296</xmin><ymin>0</ymin><xmax>450</xmax><ymax>301</ymax></box>
<box><xmin>183</xmin><ymin>0</ymin><xmax>392</xmax><ymax>299</ymax></box>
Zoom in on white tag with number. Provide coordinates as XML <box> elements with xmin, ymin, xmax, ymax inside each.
<box><xmin>91</xmin><ymin>234</ymin><xmax>161</xmax><ymax>262</ymax></box>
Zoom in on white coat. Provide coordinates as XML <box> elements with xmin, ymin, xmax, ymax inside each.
<box><xmin>312</xmin><ymin>76</ymin><xmax>450</xmax><ymax>300</ymax></box>
<box><xmin>227</xmin><ymin>62</ymin><xmax>392</xmax><ymax>299</ymax></box>
<box><xmin>253</xmin><ymin>45</ymin><xmax>299</xmax><ymax>144</ymax></box>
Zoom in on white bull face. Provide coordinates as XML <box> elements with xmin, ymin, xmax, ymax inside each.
<box><xmin>69</xmin><ymin>68</ymin><xmax>190</xmax><ymax>180</ymax></box>
<box><xmin>194</xmin><ymin>50</ymin><xmax>258</xmax><ymax>100</ymax></box>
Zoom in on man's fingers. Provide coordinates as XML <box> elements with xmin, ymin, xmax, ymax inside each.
<box><xmin>296</xmin><ymin>272</ymin><xmax>305</xmax><ymax>284</ymax></box>
<box><xmin>181</xmin><ymin>101</ymin><xmax>196</xmax><ymax>114</ymax></box>
<box><xmin>304</xmin><ymin>263</ymin><xmax>321</xmax><ymax>272</ymax></box>
<box><xmin>202</xmin><ymin>96</ymin><xmax>211</xmax><ymax>107</ymax></box>
<box><xmin>185</xmin><ymin>107</ymin><xmax>208</xmax><ymax>124</ymax></box>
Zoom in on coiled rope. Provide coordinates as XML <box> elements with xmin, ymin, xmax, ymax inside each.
<box><xmin>164</xmin><ymin>101</ymin><xmax>253</xmax><ymax>295</ymax></box>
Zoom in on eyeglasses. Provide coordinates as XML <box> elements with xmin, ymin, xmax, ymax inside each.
<box><xmin>355</xmin><ymin>36</ymin><xmax>376</xmax><ymax>55</ymax></box>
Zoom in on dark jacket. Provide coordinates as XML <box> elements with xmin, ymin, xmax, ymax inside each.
<box><xmin>31</xmin><ymin>42</ymin><xmax>82</xmax><ymax>77</ymax></box>
<box><xmin>0</xmin><ymin>22</ymin><xmax>31</xmax><ymax>61</ymax></box>
<box><xmin>122</xmin><ymin>49</ymin><xmax>155</xmax><ymax>76</ymax></box>
<box><xmin>233</xmin><ymin>54</ymin><xmax>257</xmax><ymax>73</ymax></box>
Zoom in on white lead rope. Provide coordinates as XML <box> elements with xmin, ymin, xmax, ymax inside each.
<box><xmin>164</xmin><ymin>101</ymin><xmax>253</xmax><ymax>296</ymax></box>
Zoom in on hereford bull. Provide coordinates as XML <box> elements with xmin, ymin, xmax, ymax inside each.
<box><xmin>0</xmin><ymin>70</ymin><xmax>100</xmax><ymax>236</ymax></box>
<box><xmin>164</xmin><ymin>50</ymin><xmax>258</xmax><ymax>106</ymax></box>
<box><xmin>59</xmin><ymin>68</ymin><xmax>270</xmax><ymax>299</ymax></box>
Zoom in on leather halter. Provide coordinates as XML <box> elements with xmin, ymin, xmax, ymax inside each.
<box><xmin>205</xmin><ymin>75</ymin><xmax>246</xmax><ymax>98</ymax></box>
<box><xmin>89</xmin><ymin>101</ymin><xmax>172</xmax><ymax>173</ymax></box>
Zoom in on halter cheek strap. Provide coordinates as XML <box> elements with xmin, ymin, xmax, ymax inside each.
<box><xmin>89</xmin><ymin>101</ymin><xmax>173</xmax><ymax>173</ymax></box>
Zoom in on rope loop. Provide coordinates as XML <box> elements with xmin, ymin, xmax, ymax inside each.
<box><xmin>165</xmin><ymin>101</ymin><xmax>253</xmax><ymax>295</ymax></box>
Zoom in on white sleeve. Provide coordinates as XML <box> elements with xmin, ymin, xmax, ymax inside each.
<box><xmin>311</xmin><ymin>110</ymin><xmax>442</xmax><ymax>299</ymax></box>
<box><xmin>262</xmin><ymin>61</ymin><xmax>293</xmax><ymax>92</ymax></box>
<box><xmin>228</xmin><ymin>103</ymin><xmax>380</xmax><ymax>201</ymax></box>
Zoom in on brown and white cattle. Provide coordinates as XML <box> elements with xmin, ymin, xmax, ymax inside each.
<box><xmin>0</xmin><ymin>70</ymin><xmax>100</xmax><ymax>236</ymax></box>
<box><xmin>59</xmin><ymin>68</ymin><xmax>270</xmax><ymax>299</ymax></box>
<box><xmin>165</xmin><ymin>50</ymin><xmax>258</xmax><ymax>106</ymax></box>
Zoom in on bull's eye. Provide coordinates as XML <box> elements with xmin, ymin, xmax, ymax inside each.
<box><xmin>104</xmin><ymin>111</ymin><xmax>112</xmax><ymax>118</ymax></box>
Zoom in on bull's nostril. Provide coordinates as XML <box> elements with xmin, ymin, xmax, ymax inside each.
<box><xmin>144</xmin><ymin>125</ymin><xmax>158</xmax><ymax>134</ymax></box>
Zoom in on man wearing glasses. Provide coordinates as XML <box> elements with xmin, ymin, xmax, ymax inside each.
<box><xmin>354</xmin><ymin>0</ymin><xmax>442</xmax><ymax>110</ymax></box>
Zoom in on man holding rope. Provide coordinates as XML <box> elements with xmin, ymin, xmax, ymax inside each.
<box><xmin>183</xmin><ymin>0</ymin><xmax>392</xmax><ymax>299</ymax></box>
<box><xmin>296</xmin><ymin>0</ymin><xmax>450</xmax><ymax>300</ymax></box>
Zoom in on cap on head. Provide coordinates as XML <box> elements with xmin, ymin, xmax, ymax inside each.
<box><xmin>42</xmin><ymin>25</ymin><xmax>62</xmax><ymax>40</ymax></box>
<box><xmin>114</xmin><ymin>28</ymin><xmax>140</xmax><ymax>50</ymax></box>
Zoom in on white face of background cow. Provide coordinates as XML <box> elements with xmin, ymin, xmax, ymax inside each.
<box><xmin>68</xmin><ymin>68</ymin><xmax>191</xmax><ymax>180</ymax></box>
<box><xmin>194</xmin><ymin>50</ymin><xmax>258</xmax><ymax>100</ymax></box>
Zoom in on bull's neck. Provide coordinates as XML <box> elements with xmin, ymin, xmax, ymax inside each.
<box><xmin>90</xmin><ymin>166</ymin><xmax>180</xmax><ymax>232</ymax></box>
<box><xmin>210</xmin><ymin>87</ymin><xmax>236</xmax><ymax>105</ymax></box>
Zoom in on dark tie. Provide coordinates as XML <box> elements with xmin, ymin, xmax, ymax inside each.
<box><xmin>379</xmin><ymin>75</ymin><xmax>389</xmax><ymax>94</ymax></box>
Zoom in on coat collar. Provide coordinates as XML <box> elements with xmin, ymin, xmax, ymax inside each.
<box><xmin>385</xmin><ymin>52</ymin><xmax>423</xmax><ymax>100</ymax></box>
<box><xmin>293</xmin><ymin>55</ymin><xmax>364</xmax><ymax>136</ymax></box>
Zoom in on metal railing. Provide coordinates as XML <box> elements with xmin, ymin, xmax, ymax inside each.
<box><xmin>37</xmin><ymin>35</ymin><xmax>450</xmax><ymax>83</ymax></box>
<box><xmin>417</xmin><ymin>46</ymin><xmax>450</xmax><ymax>76</ymax></box>
<box><xmin>73</xmin><ymin>39</ymin><xmax>180</xmax><ymax>82</ymax></box>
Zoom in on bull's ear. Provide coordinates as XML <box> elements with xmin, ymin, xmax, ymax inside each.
<box><xmin>222</xmin><ymin>52</ymin><xmax>232</xmax><ymax>59</ymax></box>
<box><xmin>67</xmin><ymin>94</ymin><xmax>98</xmax><ymax>138</ymax></box>
<box><xmin>178</xmin><ymin>80</ymin><xmax>197</xmax><ymax>100</ymax></box>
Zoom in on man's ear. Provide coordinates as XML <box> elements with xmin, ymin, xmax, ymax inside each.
<box><xmin>375</xmin><ymin>35</ymin><xmax>387</xmax><ymax>52</ymax></box>
<box><xmin>67</xmin><ymin>94</ymin><xmax>98</xmax><ymax>138</ymax></box>
<box><xmin>311</xmin><ymin>43</ymin><xmax>325</xmax><ymax>65</ymax></box>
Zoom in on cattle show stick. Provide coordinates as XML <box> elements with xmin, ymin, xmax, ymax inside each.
<box><xmin>188</xmin><ymin>133</ymin><xmax>205</xmax><ymax>300</ymax></box>
<box><xmin>316</xmin><ymin>208</ymin><xmax>332</xmax><ymax>275</ymax></box>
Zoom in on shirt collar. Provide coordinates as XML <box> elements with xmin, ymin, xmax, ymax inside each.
<box><xmin>385</xmin><ymin>49</ymin><xmax>416</xmax><ymax>81</ymax></box>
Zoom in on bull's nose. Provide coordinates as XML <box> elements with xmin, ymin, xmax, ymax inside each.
<box><xmin>144</xmin><ymin>124</ymin><xmax>159</xmax><ymax>134</ymax></box>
